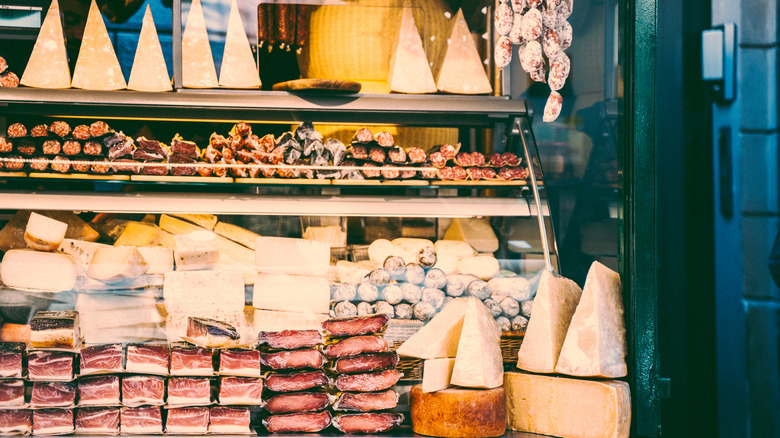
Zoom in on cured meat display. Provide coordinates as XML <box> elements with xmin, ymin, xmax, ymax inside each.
<box><xmin>334</xmin><ymin>369</ymin><xmax>403</xmax><ymax>392</ymax></box>
<box><xmin>32</xmin><ymin>408</ymin><xmax>74</xmax><ymax>435</ymax></box>
<box><xmin>259</xmin><ymin>349</ymin><xmax>325</xmax><ymax>371</ymax></box>
<box><xmin>28</xmin><ymin>350</ymin><xmax>74</xmax><ymax>381</ymax></box>
<box><xmin>333</xmin><ymin>390</ymin><xmax>399</xmax><ymax>412</ymax></box>
<box><xmin>167</xmin><ymin>377</ymin><xmax>211</xmax><ymax>406</ymax></box>
<box><xmin>125</xmin><ymin>344</ymin><xmax>169</xmax><ymax>375</ymax></box>
<box><xmin>0</xmin><ymin>409</ymin><xmax>31</xmax><ymax>434</ymax></box>
<box><xmin>30</xmin><ymin>310</ymin><xmax>80</xmax><ymax>349</ymax></box>
<box><xmin>121</xmin><ymin>375</ymin><xmax>165</xmax><ymax>407</ymax></box>
<box><xmin>257</xmin><ymin>330</ymin><xmax>323</xmax><ymax>350</ymax></box>
<box><xmin>186</xmin><ymin>317</ymin><xmax>240</xmax><ymax>348</ymax></box>
<box><xmin>332</xmin><ymin>412</ymin><xmax>405</xmax><ymax>434</ymax></box>
<box><xmin>75</xmin><ymin>407</ymin><xmax>119</xmax><ymax>434</ymax></box>
<box><xmin>217</xmin><ymin>377</ymin><xmax>263</xmax><ymax>405</ymax></box>
<box><xmin>170</xmin><ymin>344</ymin><xmax>213</xmax><ymax>376</ymax></box>
<box><xmin>79</xmin><ymin>343</ymin><xmax>122</xmax><ymax>374</ymax></box>
<box><xmin>322</xmin><ymin>313</ymin><xmax>390</xmax><ymax>337</ymax></box>
<box><xmin>208</xmin><ymin>406</ymin><xmax>251</xmax><ymax>434</ymax></box>
<box><xmin>333</xmin><ymin>351</ymin><xmax>400</xmax><ymax>374</ymax></box>
<box><xmin>0</xmin><ymin>379</ymin><xmax>25</xmax><ymax>406</ymax></box>
<box><xmin>120</xmin><ymin>406</ymin><xmax>162</xmax><ymax>434</ymax></box>
<box><xmin>262</xmin><ymin>410</ymin><xmax>332</xmax><ymax>434</ymax></box>
<box><xmin>77</xmin><ymin>375</ymin><xmax>120</xmax><ymax>405</ymax></box>
<box><xmin>0</xmin><ymin>343</ymin><xmax>24</xmax><ymax>378</ymax></box>
<box><xmin>265</xmin><ymin>392</ymin><xmax>331</xmax><ymax>414</ymax></box>
<box><xmin>264</xmin><ymin>370</ymin><xmax>330</xmax><ymax>393</ymax></box>
<box><xmin>165</xmin><ymin>406</ymin><xmax>209</xmax><ymax>434</ymax></box>
<box><xmin>218</xmin><ymin>349</ymin><xmax>261</xmax><ymax>376</ymax></box>
<box><xmin>31</xmin><ymin>381</ymin><xmax>76</xmax><ymax>407</ymax></box>
<box><xmin>322</xmin><ymin>335</ymin><xmax>388</xmax><ymax>359</ymax></box>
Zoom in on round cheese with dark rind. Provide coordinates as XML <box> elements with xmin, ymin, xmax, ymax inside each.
<box><xmin>410</xmin><ymin>385</ymin><xmax>506</xmax><ymax>438</ymax></box>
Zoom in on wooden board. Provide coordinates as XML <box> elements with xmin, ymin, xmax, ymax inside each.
<box><xmin>0</xmin><ymin>172</ymin><xmax>27</xmax><ymax>178</ymax></box>
<box><xmin>131</xmin><ymin>175</ymin><xmax>234</xmax><ymax>183</ymax></box>
<box><xmin>272</xmin><ymin>79</ymin><xmax>362</xmax><ymax>93</ymax></box>
<box><xmin>234</xmin><ymin>178</ymin><xmax>330</xmax><ymax>185</ymax></box>
<box><xmin>29</xmin><ymin>172</ymin><xmax>130</xmax><ymax>181</ymax></box>
<box><xmin>434</xmin><ymin>180</ymin><xmax>529</xmax><ymax>186</ymax></box>
<box><xmin>332</xmin><ymin>179</ymin><xmax>429</xmax><ymax>186</ymax></box>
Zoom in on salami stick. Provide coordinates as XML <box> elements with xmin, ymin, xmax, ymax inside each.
<box><xmin>257</xmin><ymin>4</ymin><xmax>268</xmax><ymax>48</ymax></box>
<box><xmin>296</xmin><ymin>5</ymin><xmax>311</xmax><ymax>50</ymax></box>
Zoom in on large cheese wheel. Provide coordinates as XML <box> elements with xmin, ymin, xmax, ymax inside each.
<box><xmin>410</xmin><ymin>385</ymin><xmax>506</xmax><ymax>438</ymax></box>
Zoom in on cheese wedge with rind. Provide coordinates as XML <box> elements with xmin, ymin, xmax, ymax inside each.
<box><xmin>388</xmin><ymin>8</ymin><xmax>436</xmax><ymax>94</ymax></box>
<box><xmin>214</xmin><ymin>222</ymin><xmax>259</xmax><ymax>250</ymax></box>
<box><xmin>516</xmin><ymin>270</ymin><xmax>582</xmax><ymax>373</ymax></box>
<box><xmin>450</xmin><ymin>297</ymin><xmax>503</xmax><ymax>388</ymax></box>
<box><xmin>128</xmin><ymin>5</ymin><xmax>171</xmax><ymax>92</ymax></box>
<box><xmin>1</xmin><ymin>250</ymin><xmax>77</xmax><ymax>292</ymax></box>
<box><xmin>555</xmin><ymin>261</ymin><xmax>628</xmax><ymax>378</ymax></box>
<box><xmin>504</xmin><ymin>371</ymin><xmax>631</xmax><ymax>438</ymax></box>
<box><xmin>422</xmin><ymin>358</ymin><xmax>456</xmax><ymax>393</ymax></box>
<box><xmin>57</xmin><ymin>239</ymin><xmax>110</xmax><ymax>275</ymax></box>
<box><xmin>219</xmin><ymin>0</ymin><xmax>260</xmax><ymax>89</ymax></box>
<box><xmin>0</xmin><ymin>211</ymin><xmax>99</xmax><ymax>252</ymax></box>
<box><xmin>71</xmin><ymin>0</ymin><xmax>126</xmax><ymax>90</ymax></box>
<box><xmin>20</xmin><ymin>0</ymin><xmax>71</xmax><ymax>88</ymax></box>
<box><xmin>435</xmin><ymin>9</ymin><xmax>492</xmax><ymax>94</ymax></box>
<box><xmin>182</xmin><ymin>0</ymin><xmax>218</xmax><ymax>88</ymax></box>
<box><xmin>24</xmin><ymin>212</ymin><xmax>68</xmax><ymax>251</ymax></box>
<box><xmin>396</xmin><ymin>298</ymin><xmax>468</xmax><ymax>359</ymax></box>
<box><xmin>86</xmin><ymin>246</ymin><xmax>149</xmax><ymax>283</ymax></box>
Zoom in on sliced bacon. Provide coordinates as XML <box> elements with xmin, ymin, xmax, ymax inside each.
<box><xmin>256</xmin><ymin>330</ymin><xmax>323</xmax><ymax>350</ymax></box>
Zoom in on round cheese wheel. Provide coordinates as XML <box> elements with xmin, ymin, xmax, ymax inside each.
<box><xmin>410</xmin><ymin>385</ymin><xmax>506</xmax><ymax>438</ymax></box>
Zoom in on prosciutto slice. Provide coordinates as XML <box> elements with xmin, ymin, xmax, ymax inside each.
<box><xmin>170</xmin><ymin>345</ymin><xmax>213</xmax><ymax>376</ymax></box>
<box><xmin>0</xmin><ymin>343</ymin><xmax>25</xmax><ymax>378</ymax></box>
<box><xmin>335</xmin><ymin>369</ymin><xmax>403</xmax><ymax>392</ymax></box>
<box><xmin>256</xmin><ymin>330</ymin><xmax>324</xmax><ymax>350</ymax></box>
<box><xmin>332</xmin><ymin>412</ymin><xmax>404</xmax><ymax>434</ymax></box>
<box><xmin>334</xmin><ymin>352</ymin><xmax>399</xmax><ymax>374</ymax></box>
<box><xmin>264</xmin><ymin>392</ymin><xmax>331</xmax><ymax>414</ymax></box>
<box><xmin>121</xmin><ymin>375</ymin><xmax>165</xmax><ymax>407</ymax></box>
<box><xmin>0</xmin><ymin>380</ymin><xmax>24</xmax><ymax>407</ymax></box>
<box><xmin>32</xmin><ymin>409</ymin><xmax>74</xmax><ymax>435</ymax></box>
<box><xmin>125</xmin><ymin>344</ymin><xmax>169</xmax><ymax>375</ymax></box>
<box><xmin>259</xmin><ymin>349</ymin><xmax>324</xmax><ymax>370</ymax></box>
<box><xmin>322</xmin><ymin>314</ymin><xmax>390</xmax><ymax>337</ymax></box>
<box><xmin>75</xmin><ymin>407</ymin><xmax>120</xmax><ymax>434</ymax></box>
<box><xmin>218</xmin><ymin>349</ymin><xmax>261</xmax><ymax>376</ymax></box>
<box><xmin>217</xmin><ymin>377</ymin><xmax>263</xmax><ymax>405</ymax></box>
<box><xmin>263</xmin><ymin>411</ymin><xmax>332</xmax><ymax>433</ymax></box>
<box><xmin>322</xmin><ymin>335</ymin><xmax>388</xmax><ymax>359</ymax></box>
<box><xmin>78</xmin><ymin>375</ymin><xmax>120</xmax><ymax>405</ymax></box>
<box><xmin>264</xmin><ymin>370</ymin><xmax>330</xmax><ymax>393</ymax></box>
<box><xmin>27</xmin><ymin>350</ymin><xmax>74</xmax><ymax>381</ymax></box>
<box><xmin>120</xmin><ymin>407</ymin><xmax>162</xmax><ymax>434</ymax></box>
<box><xmin>166</xmin><ymin>407</ymin><xmax>209</xmax><ymax>434</ymax></box>
<box><xmin>208</xmin><ymin>406</ymin><xmax>251</xmax><ymax>434</ymax></box>
<box><xmin>0</xmin><ymin>409</ymin><xmax>31</xmax><ymax>435</ymax></box>
<box><xmin>167</xmin><ymin>377</ymin><xmax>211</xmax><ymax>406</ymax></box>
<box><xmin>79</xmin><ymin>344</ymin><xmax>122</xmax><ymax>374</ymax></box>
<box><xmin>31</xmin><ymin>381</ymin><xmax>76</xmax><ymax>408</ymax></box>
<box><xmin>333</xmin><ymin>390</ymin><xmax>399</xmax><ymax>412</ymax></box>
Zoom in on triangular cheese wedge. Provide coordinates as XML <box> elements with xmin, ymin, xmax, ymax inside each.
<box><xmin>182</xmin><ymin>0</ymin><xmax>218</xmax><ymax>88</ymax></box>
<box><xmin>219</xmin><ymin>0</ymin><xmax>260</xmax><ymax>89</ymax></box>
<box><xmin>435</xmin><ymin>9</ymin><xmax>492</xmax><ymax>94</ymax></box>
<box><xmin>450</xmin><ymin>297</ymin><xmax>503</xmax><ymax>388</ymax></box>
<box><xmin>396</xmin><ymin>298</ymin><xmax>469</xmax><ymax>359</ymax></box>
<box><xmin>388</xmin><ymin>8</ymin><xmax>436</xmax><ymax>94</ymax></box>
<box><xmin>71</xmin><ymin>0</ymin><xmax>126</xmax><ymax>90</ymax></box>
<box><xmin>20</xmin><ymin>0</ymin><xmax>70</xmax><ymax>88</ymax></box>
<box><xmin>555</xmin><ymin>261</ymin><xmax>628</xmax><ymax>378</ymax></box>
<box><xmin>516</xmin><ymin>270</ymin><xmax>582</xmax><ymax>373</ymax></box>
<box><xmin>128</xmin><ymin>5</ymin><xmax>171</xmax><ymax>92</ymax></box>
<box><xmin>422</xmin><ymin>358</ymin><xmax>456</xmax><ymax>393</ymax></box>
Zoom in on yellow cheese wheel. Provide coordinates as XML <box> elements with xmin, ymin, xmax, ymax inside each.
<box><xmin>410</xmin><ymin>384</ymin><xmax>506</xmax><ymax>438</ymax></box>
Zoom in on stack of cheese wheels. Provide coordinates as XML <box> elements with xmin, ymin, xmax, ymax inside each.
<box><xmin>508</xmin><ymin>262</ymin><xmax>631</xmax><ymax>438</ymax></box>
<box><xmin>322</xmin><ymin>314</ymin><xmax>404</xmax><ymax>434</ymax></box>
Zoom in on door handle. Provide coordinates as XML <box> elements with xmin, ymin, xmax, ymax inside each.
<box><xmin>702</xmin><ymin>23</ymin><xmax>736</xmax><ymax>102</ymax></box>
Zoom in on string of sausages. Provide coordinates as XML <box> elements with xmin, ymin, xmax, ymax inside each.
<box><xmin>257</xmin><ymin>4</ymin><xmax>311</xmax><ymax>53</ymax></box>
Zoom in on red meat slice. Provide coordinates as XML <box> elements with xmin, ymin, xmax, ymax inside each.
<box><xmin>79</xmin><ymin>344</ymin><xmax>123</xmax><ymax>374</ymax></box>
<box><xmin>322</xmin><ymin>335</ymin><xmax>388</xmax><ymax>359</ymax></box>
<box><xmin>208</xmin><ymin>406</ymin><xmax>251</xmax><ymax>434</ymax></box>
<box><xmin>256</xmin><ymin>330</ymin><xmax>324</xmax><ymax>350</ymax></box>
<box><xmin>125</xmin><ymin>344</ymin><xmax>169</xmax><ymax>375</ymax></box>
<box><xmin>166</xmin><ymin>407</ymin><xmax>209</xmax><ymax>434</ymax></box>
<box><xmin>333</xmin><ymin>390</ymin><xmax>399</xmax><ymax>412</ymax></box>
<box><xmin>32</xmin><ymin>409</ymin><xmax>74</xmax><ymax>435</ymax></box>
<box><xmin>335</xmin><ymin>369</ymin><xmax>403</xmax><ymax>392</ymax></box>
<box><xmin>264</xmin><ymin>392</ymin><xmax>331</xmax><ymax>414</ymax></box>
<box><xmin>322</xmin><ymin>314</ymin><xmax>390</xmax><ymax>337</ymax></box>
<box><xmin>0</xmin><ymin>380</ymin><xmax>24</xmax><ymax>406</ymax></box>
<box><xmin>27</xmin><ymin>350</ymin><xmax>74</xmax><ymax>381</ymax></box>
<box><xmin>259</xmin><ymin>349</ymin><xmax>325</xmax><ymax>370</ymax></box>
<box><xmin>75</xmin><ymin>407</ymin><xmax>119</xmax><ymax>434</ymax></box>
<box><xmin>77</xmin><ymin>375</ymin><xmax>120</xmax><ymax>405</ymax></box>
<box><xmin>218</xmin><ymin>349</ymin><xmax>261</xmax><ymax>376</ymax></box>
<box><xmin>263</xmin><ymin>411</ymin><xmax>332</xmax><ymax>433</ymax></box>
<box><xmin>334</xmin><ymin>352</ymin><xmax>399</xmax><ymax>374</ymax></box>
<box><xmin>120</xmin><ymin>407</ymin><xmax>162</xmax><ymax>434</ymax></box>
<box><xmin>0</xmin><ymin>343</ymin><xmax>24</xmax><ymax>378</ymax></box>
<box><xmin>333</xmin><ymin>412</ymin><xmax>404</xmax><ymax>433</ymax></box>
<box><xmin>121</xmin><ymin>375</ymin><xmax>165</xmax><ymax>407</ymax></box>
<box><xmin>167</xmin><ymin>377</ymin><xmax>211</xmax><ymax>406</ymax></box>
<box><xmin>170</xmin><ymin>345</ymin><xmax>213</xmax><ymax>376</ymax></box>
<box><xmin>218</xmin><ymin>377</ymin><xmax>263</xmax><ymax>405</ymax></box>
<box><xmin>31</xmin><ymin>381</ymin><xmax>76</xmax><ymax>408</ymax></box>
<box><xmin>264</xmin><ymin>370</ymin><xmax>330</xmax><ymax>393</ymax></box>
<box><xmin>0</xmin><ymin>409</ymin><xmax>31</xmax><ymax>434</ymax></box>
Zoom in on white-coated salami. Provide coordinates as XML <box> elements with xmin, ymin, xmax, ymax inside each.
<box><xmin>542</xmin><ymin>4</ymin><xmax>558</xmax><ymax>29</ymax></box>
<box><xmin>521</xmin><ymin>7</ymin><xmax>543</xmax><ymax>41</ymax></box>
<box><xmin>559</xmin><ymin>0</ymin><xmax>573</xmax><ymax>19</ymax></box>
<box><xmin>543</xmin><ymin>28</ymin><xmax>561</xmax><ymax>58</ymax></box>
<box><xmin>527</xmin><ymin>0</ymin><xmax>542</xmax><ymax>8</ymax></box>
<box><xmin>543</xmin><ymin>91</ymin><xmax>563</xmax><ymax>122</ymax></box>
<box><xmin>558</xmin><ymin>20</ymin><xmax>573</xmax><ymax>50</ymax></box>
<box><xmin>494</xmin><ymin>0</ymin><xmax>514</xmax><ymax>36</ymax></box>
<box><xmin>519</xmin><ymin>40</ymin><xmax>544</xmax><ymax>73</ymax></box>
<box><xmin>509</xmin><ymin>12</ymin><xmax>524</xmax><ymax>44</ymax></box>
<box><xmin>530</xmin><ymin>65</ymin><xmax>546</xmax><ymax>83</ymax></box>
<box><xmin>548</xmin><ymin>52</ymin><xmax>570</xmax><ymax>91</ymax></box>
<box><xmin>494</xmin><ymin>36</ymin><xmax>513</xmax><ymax>69</ymax></box>
<box><xmin>511</xmin><ymin>0</ymin><xmax>526</xmax><ymax>13</ymax></box>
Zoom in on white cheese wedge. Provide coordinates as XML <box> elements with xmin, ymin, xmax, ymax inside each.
<box><xmin>0</xmin><ymin>250</ymin><xmax>76</xmax><ymax>292</ymax></box>
<box><xmin>214</xmin><ymin>222</ymin><xmax>259</xmax><ymax>250</ymax></box>
<box><xmin>182</xmin><ymin>0</ymin><xmax>218</xmax><ymax>88</ymax></box>
<box><xmin>128</xmin><ymin>5</ymin><xmax>171</xmax><ymax>92</ymax></box>
<box><xmin>388</xmin><ymin>8</ymin><xmax>436</xmax><ymax>94</ymax></box>
<box><xmin>252</xmin><ymin>273</ymin><xmax>330</xmax><ymax>314</ymax></box>
<box><xmin>396</xmin><ymin>298</ymin><xmax>469</xmax><ymax>359</ymax></box>
<box><xmin>174</xmin><ymin>231</ymin><xmax>219</xmax><ymax>271</ymax></box>
<box><xmin>163</xmin><ymin>270</ymin><xmax>245</xmax><ymax>314</ymax></box>
<box><xmin>555</xmin><ymin>261</ymin><xmax>628</xmax><ymax>378</ymax></box>
<box><xmin>71</xmin><ymin>0</ymin><xmax>126</xmax><ymax>90</ymax></box>
<box><xmin>137</xmin><ymin>246</ymin><xmax>174</xmax><ymax>275</ymax></box>
<box><xmin>450</xmin><ymin>297</ymin><xmax>503</xmax><ymax>389</ymax></box>
<box><xmin>219</xmin><ymin>0</ymin><xmax>260</xmax><ymax>88</ymax></box>
<box><xmin>504</xmin><ymin>371</ymin><xmax>631</xmax><ymax>438</ymax></box>
<box><xmin>435</xmin><ymin>9</ymin><xmax>492</xmax><ymax>94</ymax></box>
<box><xmin>20</xmin><ymin>0</ymin><xmax>70</xmax><ymax>88</ymax></box>
<box><xmin>456</xmin><ymin>254</ymin><xmax>500</xmax><ymax>280</ymax></box>
<box><xmin>516</xmin><ymin>270</ymin><xmax>582</xmax><ymax>373</ymax></box>
<box><xmin>422</xmin><ymin>358</ymin><xmax>456</xmax><ymax>393</ymax></box>
<box><xmin>24</xmin><ymin>212</ymin><xmax>68</xmax><ymax>251</ymax></box>
<box><xmin>255</xmin><ymin>236</ymin><xmax>329</xmax><ymax>277</ymax></box>
<box><xmin>57</xmin><ymin>239</ymin><xmax>110</xmax><ymax>275</ymax></box>
<box><xmin>252</xmin><ymin>309</ymin><xmax>328</xmax><ymax>332</ymax></box>
<box><xmin>76</xmin><ymin>290</ymin><xmax>164</xmax><ymax>344</ymax></box>
<box><xmin>86</xmin><ymin>246</ymin><xmax>149</xmax><ymax>283</ymax></box>
<box><xmin>443</xmin><ymin>218</ymin><xmax>498</xmax><ymax>253</ymax></box>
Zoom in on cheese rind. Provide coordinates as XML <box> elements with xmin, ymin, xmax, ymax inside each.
<box><xmin>214</xmin><ymin>222</ymin><xmax>259</xmax><ymax>250</ymax></box>
<box><xmin>57</xmin><ymin>239</ymin><xmax>110</xmax><ymax>275</ymax></box>
<box><xmin>516</xmin><ymin>270</ymin><xmax>582</xmax><ymax>373</ymax></box>
<box><xmin>71</xmin><ymin>0</ymin><xmax>126</xmax><ymax>90</ymax></box>
<box><xmin>128</xmin><ymin>5</ymin><xmax>171</xmax><ymax>92</ymax></box>
<box><xmin>181</xmin><ymin>0</ymin><xmax>218</xmax><ymax>88</ymax></box>
<box><xmin>0</xmin><ymin>211</ymin><xmax>99</xmax><ymax>252</ymax></box>
<box><xmin>504</xmin><ymin>371</ymin><xmax>631</xmax><ymax>438</ymax></box>
<box><xmin>252</xmin><ymin>273</ymin><xmax>330</xmax><ymax>315</ymax></box>
<box><xmin>174</xmin><ymin>231</ymin><xmax>219</xmax><ymax>271</ymax></box>
<box><xmin>114</xmin><ymin>222</ymin><xmax>173</xmax><ymax>248</ymax></box>
<box><xmin>86</xmin><ymin>246</ymin><xmax>149</xmax><ymax>283</ymax></box>
<box><xmin>396</xmin><ymin>298</ymin><xmax>468</xmax><ymax>359</ymax></box>
<box><xmin>0</xmin><ymin>250</ymin><xmax>76</xmax><ymax>292</ymax></box>
<box><xmin>410</xmin><ymin>385</ymin><xmax>506</xmax><ymax>438</ymax></box>
<box><xmin>555</xmin><ymin>261</ymin><xmax>627</xmax><ymax>378</ymax></box>
<box><xmin>163</xmin><ymin>270</ymin><xmax>245</xmax><ymax>315</ymax></box>
<box><xmin>24</xmin><ymin>212</ymin><xmax>68</xmax><ymax>251</ymax></box>
<box><xmin>388</xmin><ymin>8</ymin><xmax>436</xmax><ymax>94</ymax></box>
<box><xmin>435</xmin><ymin>9</ymin><xmax>492</xmax><ymax>94</ymax></box>
<box><xmin>255</xmin><ymin>237</ymin><xmax>329</xmax><ymax>277</ymax></box>
<box><xmin>218</xmin><ymin>0</ymin><xmax>261</xmax><ymax>89</ymax></box>
<box><xmin>450</xmin><ymin>297</ymin><xmax>503</xmax><ymax>388</ymax></box>
<box><xmin>444</xmin><ymin>218</ymin><xmax>498</xmax><ymax>253</ymax></box>
<box><xmin>20</xmin><ymin>0</ymin><xmax>71</xmax><ymax>88</ymax></box>
<box><xmin>422</xmin><ymin>358</ymin><xmax>456</xmax><ymax>393</ymax></box>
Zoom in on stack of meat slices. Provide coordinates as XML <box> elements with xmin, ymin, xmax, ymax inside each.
<box><xmin>343</xmin><ymin>128</ymin><xmax>432</xmax><ymax>181</ymax></box>
<box><xmin>74</xmin><ymin>344</ymin><xmax>128</xmax><ymax>434</ymax></box>
<box><xmin>0</xmin><ymin>342</ymin><xmax>27</xmax><ymax>425</ymax></box>
<box><xmin>258</xmin><ymin>329</ymin><xmax>332</xmax><ymax>433</ymax></box>
<box><xmin>205</xmin><ymin>348</ymin><xmax>260</xmax><ymax>434</ymax></box>
<box><xmin>25</xmin><ymin>339</ymin><xmax>78</xmax><ymax>436</ymax></box>
<box><xmin>163</xmin><ymin>343</ymin><xmax>213</xmax><ymax>435</ymax></box>
<box><xmin>322</xmin><ymin>314</ymin><xmax>405</xmax><ymax>434</ymax></box>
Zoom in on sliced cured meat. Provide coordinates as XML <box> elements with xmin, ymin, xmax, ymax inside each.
<box><xmin>49</xmin><ymin>121</ymin><xmax>71</xmax><ymax>138</ymax></box>
<box><xmin>322</xmin><ymin>314</ymin><xmax>390</xmax><ymax>337</ymax></box>
<box><xmin>0</xmin><ymin>342</ymin><xmax>24</xmax><ymax>378</ymax></box>
<box><xmin>259</xmin><ymin>349</ymin><xmax>325</xmax><ymax>371</ymax></box>
<box><xmin>334</xmin><ymin>352</ymin><xmax>400</xmax><ymax>374</ymax></box>
<box><xmin>121</xmin><ymin>375</ymin><xmax>165</xmax><ymax>407</ymax></box>
<box><xmin>263</xmin><ymin>410</ymin><xmax>332</xmax><ymax>433</ymax></box>
<box><xmin>264</xmin><ymin>392</ymin><xmax>331</xmax><ymax>414</ymax></box>
<box><xmin>333</xmin><ymin>412</ymin><xmax>404</xmax><ymax>434</ymax></box>
<box><xmin>0</xmin><ymin>409</ymin><xmax>31</xmax><ymax>435</ymax></box>
<box><xmin>352</xmin><ymin>128</ymin><xmax>373</xmax><ymax>144</ymax></box>
<box><xmin>33</xmin><ymin>409</ymin><xmax>74</xmax><ymax>435</ymax></box>
<box><xmin>120</xmin><ymin>406</ymin><xmax>162</xmax><ymax>434</ymax></box>
<box><xmin>322</xmin><ymin>335</ymin><xmax>388</xmax><ymax>359</ymax></box>
<box><xmin>502</xmin><ymin>152</ymin><xmax>521</xmax><ymax>166</ymax></box>
<box><xmin>0</xmin><ymin>380</ymin><xmax>24</xmax><ymax>406</ymax></box>
<box><xmin>77</xmin><ymin>375</ymin><xmax>120</xmax><ymax>406</ymax></box>
<box><xmin>166</xmin><ymin>407</ymin><xmax>209</xmax><ymax>434</ymax></box>
<box><xmin>30</xmin><ymin>310</ymin><xmax>79</xmax><ymax>349</ymax></box>
<box><xmin>256</xmin><ymin>330</ymin><xmax>323</xmax><ymax>350</ymax></box>
<box><xmin>219</xmin><ymin>349</ymin><xmax>261</xmax><ymax>376</ymax></box>
<box><xmin>209</xmin><ymin>406</ymin><xmax>251</xmax><ymax>434</ymax></box>
<box><xmin>79</xmin><ymin>344</ymin><xmax>122</xmax><ymax>374</ymax></box>
<box><xmin>125</xmin><ymin>344</ymin><xmax>169</xmax><ymax>375</ymax></box>
<box><xmin>455</xmin><ymin>152</ymin><xmax>473</xmax><ymax>167</ymax></box>
<box><xmin>407</xmin><ymin>147</ymin><xmax>427</xmax><ymax>164</ymax></box>
<box><xmin>170</xmin><ymin>345</ymin><xmax>213</xmax><ymax>376</ymax></box>
<box><xmin>218</xmin><ymin>377</ymin><xmax>263</xmax><ymax>405</ymax></box>
<box><xmin>362</xmin><ymin>162</ymin><xmax>381</xmax><ymax>178</ymax></box>
<box><xmin>333</xmin><ymin>390</ymin><xmax>399</xmax><ymax>412</ymax></box>
<box><xmin>42</xmin><ymin>139</ymin><xmax>61</xmax><ymax>155</ymax></box>
<box><xmin>167</xmin><ymin>377</ymin><xmax>211</xmax><ymax>406</ymax></box>
<box><xmin>451</xmin><ymin>166</ymin><xmax>468</xmax><ymax>180</ymax></box>
<box><xmin>186</xmin><ymin>317</ymin><xmax>240</xmax><ymax>348</ymax></box>
<box><xmin>31</xmin><ymin>381</ymin><xmax>76</xmax><ymax>408</ymax></box>
<box><xmin>169</xmin><ymin>154</ymin><xmax>198</xmax><ymax>176</ymax></box>
<box><xmin>264</xmin><ymin>370</ymin><xmax>330</xmax><ymax>393</ymax></box>
<box><xmin>335</xmin><ymin>369</ymin><xmax>403</xmax><ymax>392</ymax></box>
<box><xmin>75</xmin><ymin>407</ymin><xmax>119</xmax><ymax>434</ymax></box>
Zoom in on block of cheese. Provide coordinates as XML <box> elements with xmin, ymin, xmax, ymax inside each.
<box><xmin>57</xmin><ymin>239</ymin><xmax>110</xmax><ymax>275</ymax></box>
<box><xmin>137</xmin><ymin>246</ymin><xmax>174</xmax><ymax>275</ymax></box>
<box><xmin>0</xmin><ymin>211</ymin><xmax>99</xmax><ymax>252</ymax></box>
<box><xmin>182</xmin><ymin>0</ymin><xmax>218</xmax><ymax>88</ymax></box>
<box><xmin>450</xmin><ymin>297</ymin><xmax>503</xmax><ymax>388</ymax></box>
<box><xmin>556</xmin><ymin>262</ymin><xmax>627</xmax><ymax>378</ymax></box>
<box><xmin>164</xmin><ymin>270</ymin><xmax>245</xmax><ymax>314</ymax></box>
<box><xmin>160</xmin><ymin>215</ymin><xmax>254</xmax><ymax>266</ymax></box>
<box><xmin>219</xmin><ymin>0</ymin><xmax>260</xmax><ymax>88</ymax></box>
<box><xmin>388</xmin><ymin>8</ymin><xmax>436</xmax><ymax>94</ymax></box>
<box><xmin>504</xmin><ymin>371</ymin><xmax>631</xmax><ymax>438</ymax></box>
<box><xmin>434</xmin><ymin>240</ymin><xmax>477</xmax><ymax>259</ymax></box>
<box><xmin>516</xmin><ymin>270</ymin><xmax>582</xmax><ymax>373</ymax></box>
<box><xmin>127</xmin><ymin>5</ymin><xmax>171</xmax><ymax>92</ymax></box>
<box><xmin>170</xmin><ymin>214</ymin><xmax>218</xmax><ymax>231</ymax></box>
<box><xmin>20</xmin><ymin>0</ymin><xmax>70</xmax><ymax>88</ymax></box>
<box><xmin>252</xmin><ymin>273</ymin><xmax>329</xmax><ymax>314</ymax></box>
<box><xmin>114</xmin><ymin>222</ymin><xmax>174</xmax><ymax>248</ymax></box>
<box><xmin>252</xmin><ymin>310</ymin><xmax>328</xmax><ymax>332</ymax></box>
<box><xmin>174</xmin><ymin>231</ymin><xmax>219</xmax><ymax>271</ymax></box>
<box><xmin>422</xmin><ymin>358</ymin><xmax>456</xmax><ymax>393</ymax></box>
<box><xmin>444</xmin><ymin>218</ymin><xmax>498</xmax><ymax>253</ymax></box>
<box><xmin>71</xmin><ymin>0</ymin><xmax>126</xmax><ymax>90</ymax></box>
<box><xmin>396</xmin><ymin>298</ymin><xmax>468</xmax><ymax>359</ymax></box>
<box><xmin>76</xmin><ymin>290</ymin><xmax>164</xmax><ymax>344</ymax></box>
<box><xmin>410</xmin><ymin>385</ymin><xmax>506</xmax><ymax>438</ymax></box>
<box><xmin>215</xmin><ymin>253</ymin><xmax>257</xmax><ymax>285</ymax></box>
<box><xmin>86</xmin><ymin>246</ymin><xmax>149</xmax><ymax>283</ymax></box>
<box><xmin>456</xmin><ymin>255</ymin><xmax>500</xmax><ymax>280</ymax></box>
<box><xmin>25</xmin><ymin>212</ymin><xmax>68</xmax><ymax>251</ymax></box>
<box><xmin>255</xmin><ymin>237</ymin><xmax>329</xmax><ymax>277</ymax></box>
<box><xmin>435</xmin><ymin>9</ymin><xmax>492</xmax><ymax>94</ymax></box>
<box><xmin>214</xmin><ymin>222</ymin><xmax>259</xmax><ymax>250</ymax></box>
<box><xmin>0</xmin><ymin>250</ymin><xmax>76</xmax><ymax>292</ymax></box>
